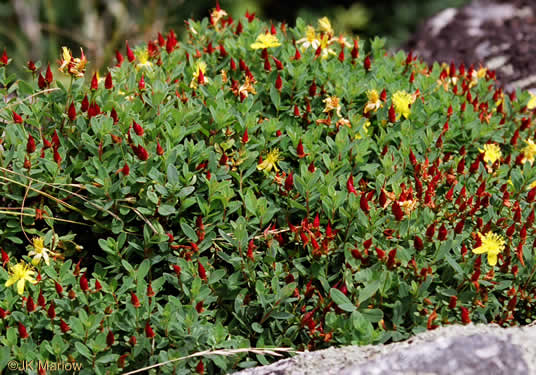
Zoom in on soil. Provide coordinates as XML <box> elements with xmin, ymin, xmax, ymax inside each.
<box><xmin>405</xmin><ymin>0</ymin><xmax>536</xmax><ymax>92</ymax></box>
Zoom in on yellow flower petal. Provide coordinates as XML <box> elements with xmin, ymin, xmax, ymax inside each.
<box><xmin>487</xmin><ymin>252</ymin><xmax>498</xmax><ymax>266</ymax></box>
<box><xmin>17</xmin><ymin>279</ymin><xmax>25</xmax><ymax>295</ymax></box>
<box><xmin>528</xmin><ymin>92</ymin><xmax>536</xmax><ymax>110</ymax></box>
<box><xmin>251</xmin><ymin>34</ymin><xmax>281</xmax><ymax>50</ymax></box>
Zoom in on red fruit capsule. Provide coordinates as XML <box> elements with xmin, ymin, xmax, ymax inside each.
<box><xmin>133</xmin><ymin>121</ymin><xmax>144</xmax><ymax>137</ymax></box>
<box><xmin>364</xmin><ymin>55</ymin><xmax>371</xmax><ymax>71</ymax></box>
<box><xmin>60</xmin><ymin>319</ymin><xmax>70</xmax><ymax>333</ymax></box>
<box><xmin>347</xmin><ymin>176</ymin><xmax>358</xmax><ymax>195</ymax></box>
<box><xmin>275</xmin><ymin>73</ymin><xmax>282</xmax><ymax>91</ymax></box>
<box><xmin>198</xmin><ymin>262</ymin><xmax>207</xmax><ymax>281</ymax></box>
<box><xmin>360</xmin><ymin>193</ymin><xmax>370</xmax><ymax>213</ymax></box>
<box><xmin>351</xmin><ymin>39</ymin><xmax>359</xmax><ymax>59</ymax></box>
<box><xmin>26</xmin><ymin>296</ymin><xmax>36</xmax><ymax>313</ymax></box>
<box><xmin>68</xmin><ymin>102</ymin><xmax>77</xmax><ymax>121</ymax></box>
<box><xmin>47</xmin><ymin>303</ymin><xmax>56</xmax><ymax>319</ymax></box>
<box><xmin>131</xmin><ymin>292</ymin><xmax>141</xmax><ymax>308</ymax></box>
<box><xmin>284</xmin><ymin>172</ymin><xmax>294</xmax><ymax>191</ymax></box>
<box><xmin>126</xmin><ymin>41</ymin><xmax>135</xmax><ymax>62</ymax></box>
<box><xmin>12</xmin><ymin>111</ymin><xmax>23</xmax><ymax>124</ymax></box>
<box><xmin>18</xmin><ymin>322</ymin><xmax>29</xmax><ymax>339</ymax></box>
<box><xmin>527</xmin><ymin>187</ymin><xmax>536</xmax><ymax>203</ymax></box>
<box><xmin>454</xmin><ymin>219</ymin><xmax>465</xmax><ymax>234</ymax></box>
<box><xmin>91</xmin><ymin>73</ymin><xmax>98</xmax><ymax>90</ymax></box>
<box><xmin>45</xmin><ymin>64</ymin><xmax>53</xmax><ymax>84</ymax></box>
<box><xmin>388</xmin><ymin>105</ymin><xmax>396</xmax><ymax>123</ymax></box>
<box><xmin>296</xmin><ymin>139</ymin><xmax>306</xmax><ymax>158</ymax></box>
<box><xmin>426</xmin><ymin>223</ymin><xmax>435</xmax><ymax>239</ymax></box>
<box><xmin>27</xmin><ymin>134</ymin><xmax>36</xmax><ymax>154</ymax></box>
<box><xmin>79</xmin><ymin>274</ymin><xmax>89</xmax><ymax>292</ymax></box>
<box><xmin>145</xmin><ymin>321</ymin><xmax>155</xmax><ymax>338</ymax></box>
<box><xmin>196</xmin><ymin>359</ymin><xmax>205</xmax><ymax>374</ymax></box>
<box><xmin>461</xmin><ymin>307</ymin><xmax>471</xmax><ymax>324</ymax></box>
<box><xmin>438</xmin><ymin>224</ymin><xmax>448</xmax><ymax>241</ymax></box>
<box><xmin>156</xmin><ymin>140</ymin><xmax>164</xmax><ymax>156</ymax></box>
<box><xmin>105</xmin><ymin>72</ymin><xmax>113</xmax><ymax>90</ymax></box>
<box><xmin>392</xmin><ymin>201</ymin><xmax>404</xmax><ymax>221</ymax></box>
<box><xmin>448</xmin><ymin>296</ymin><xmax>457</xmax><ymax>309</ymax></box>
<box><xmin>414</xmin><ymin>235</ymin><xmax>424</xmax><ymax>251</ymax></box>
<box><xmin>107</xmin><ymin>330</ymin><xmax>115</xmax><ymax>346</ymax></box>
<box><xmin>309</xmin><ymin>80</ymin><xmax>317</xmax><ymax>97</ymax></box>
<box><xmin>139</xmin><ymin>74</ymin><xmax>146</xmax><ymax>90</ymax></box>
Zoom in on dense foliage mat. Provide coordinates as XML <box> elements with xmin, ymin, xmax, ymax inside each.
<box><xmin>1</xmin><ymin>5</ymin><xmax>536</xmax><ymax>374</ymax></box>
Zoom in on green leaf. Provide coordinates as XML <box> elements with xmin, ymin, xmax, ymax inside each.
<box><xmin>330</xmin><ymin>288</ymin><xmax>356</xmax><ymax>312</ymax></box>
<box><xmin>180</xmin><ymin>220</ymin><xmax>198</xmax><ymax>242</ymax></box>
<box><xmin>75</xmin><ymin>342</ymin><xmax>93</xmax><ymax>360</ymax></box>
<box><xmin>358</xmin><ymin>279</ymin><xmax>381</xmax><ymax>303</ymax></box>
<box><xmin>137</xmin><ymin>259</ymin><xmax>150</xmax><ymax>281</ymax></box>
<box><xmin>158</xmin><ymin>204</ymin><xmax>176</xmax><ymax>216</ymax></box>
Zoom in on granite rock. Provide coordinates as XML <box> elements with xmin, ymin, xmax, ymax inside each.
<box><xmin>232</xmin><ymin>323</ymin><xmax>536</xmax><ymax>375</ymax></box>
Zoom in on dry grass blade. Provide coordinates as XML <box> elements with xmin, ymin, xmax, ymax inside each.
<box><xmin>119</xmin><ymin>204</ymin><xmax>158</xmax><ymax>235</ymax></box>
<box><xmin>0</xmin><ymin>175</ymin><xmax>109</xmax><ymax>230</ymax></box>
<box><xmin>1</xmin><ymin>88</ymin><xmax>60</xmax><ymax>112</ymax></box>
<box><xmin>122</xmin><ymin>347</ymin><xmax>300</xmax><ymax>375</ymax></box>
<box><xmin>0</xmin><ymin>209</ymin><xmax>91</xmax><ymax>226</ymax></box>
<box><xmin>0</xmin><ymin>167</ymin><xmax>123</xmax><ymax>223</ymax></box>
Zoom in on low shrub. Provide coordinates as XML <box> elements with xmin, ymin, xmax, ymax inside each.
<box><xmin>1</xmin><ymin>4</ymin><xmax>535</xmax><ymax>374</ymax></box>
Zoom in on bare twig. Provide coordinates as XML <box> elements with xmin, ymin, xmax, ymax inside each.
<box><xmin>123</xmin><ymin>347</ymin><xmax>300</xmax><ymax>375</ymax></box>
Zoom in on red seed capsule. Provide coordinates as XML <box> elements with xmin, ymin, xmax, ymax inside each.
<box><xmin>68</xmin><ymin>102</ymin><xmax>77</xmax><ymax>121</ymax></box>
<box><xmin>448</xmin><ymin>296</ymin><xmax>457</xmax><ymax>309</ymax></box>
<box><xmin>360</xmin><ymin>193</ymin><xmax>370</xmax><ymax>213</ymax></box>
<box><xmin>145</xmin><ymin>321</ymin><xmax>155</xmax><ymax>338</ymax></box>
<box><xmin>198</xmin><ymin>262</ymin><xmax>207</xmax><ymax>281</ymax></box>
<box><xmin>126</xmin><ymin>41</ymin><xmax>135</xmax><ymax>62</ymax></box>
<box><xmin>27</xmin><ymin>134</ymin><xmax>36</xmax><ymax>154</ymax></box>
<box><xmin>388</xmin><ymin>105</ymin><xmax>396</xmax><ymax>123</ymax></box>
<box><xmin>79</xmin><ymin>274</ymin><xmax>89</xmax><ymax>292</ymax></box>
<box><xmin>364</xmin><ymin>55</ymin><xmax>371</xmax><ymax>71</ymax></box>
<box><xmin>392</xmin><ymin>201</ymin><xmax>404</xmax><ymax>221</ymax></box>
<box><xmin>460</xmin><ymin>307</ymin><xmax>471</xmax><ymax>324</ymax></box>
<box><xmin>414</xmin><ymin>235</ymin><xmax>424</xmax><ymax>251</ymax></box>
<box><xmin>18</xmin><ymin>322</ymin><xmax>29</xmax><ymax>339</ymax></box>
<box><xmin>60</xmin><ymin>319</ymin><xmax>70</xmax><ymax>333</ymax></box>
<box><xmin>107</xmin><ymin>330</ymin><xmax>115</xmax><ymax>346</ymax></box>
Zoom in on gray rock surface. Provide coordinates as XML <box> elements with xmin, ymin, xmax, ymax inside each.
<box><xmin>406</xmin><ymin>0</ymin><xmax>536</xmax><ymax>92</ymax></box>
<box><xmin>233</xmin><ymin>323</ymin><xmax>536</xmax><ymax>375</ymax></box>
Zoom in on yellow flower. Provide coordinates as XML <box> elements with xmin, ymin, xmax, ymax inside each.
<box><xmin>521</xmin><ymin>139</ymin><xmax>536</xmax><ymax>165</ymax></box>
<box><xmin>529</xmin><ymin>180</ymin><xmax>536</xmax><ymax>190</ymax></box>
<box><xmin>364</xmin><ymin>89</ymin><xmax>382</xmax><ymax>114</ymax></box>
<box><xmin>136</xmin><ymin>49</ymin><xmax>153</xmax><ymax>70</ymax></box>
<box><xmin>238</xmin><ymin>75</ymin><xmax>257</xmax><ymax>98</ymax></box>
<box><xmin>58</xmin><ymin>47</ymin><xmax>87</xmax><ymax>78</ymax></box>
<box><xmin>392</xmin><ymin>90</ymin><xmax>413</xmax><ymax>119</ymax></box>
<box><xmin>5</xmin><ymin>261</ymin><xmax>37</xmax><ymax>295</ymax></box>
<box><xmin>211</xmin><ymin>6</ymin><xmax>228</xmax><ymax>30</ymax></box>
<box><xmin>399</xmin><ymin>199</ymin><xmax>418</xmax><ymax>215</ymax></box>
<box><xmin>323</xmin><ymin>96</ymin><xmax>342</xmax><ymax>117</ymax></box>
<box><xmin>250</xmin><ymin>33</ymin><xmax>281</xmax><ymax>50</ymax></box>
<box><xmin>528</xmin><ymin>92</ymin><xmax>536</xmax><ymax>110</ymax></box>
<box><xmin>190</xmin><ymin>61</ymin><xmax>210</xmax><ymax>89</ymax></box>
<box><xmin>297</xmin><ymin>26</ymin><xmax>321</xmax><ymax>50</ymax></box>
<box><xmin>28</xmin><ymin>237</ymin><xmax>53</xmax><ymax>266</ymax></box>
<box><xmin>257</xmin><ymin>148</ymin><xmax>282</xmax><ymax>173</ymax></box>
<box><xmin>478</xmin><ymin>144</ymin><xmax>502</xmax><ymax>164</ymax></box>
<box><xmin>318</xmin><ymin>34</ymin><xmax>336</xmax><ymax>59</ymax></box>
<box><xmin>318</xmin><ymin>17</ymin><xmax>334</xmax><ymax>35</ymax></box>
<box><xmin>472</xmin><ymin>232</ymin><xmax>505</xmax><ymax>266</ymax></box>
<box><xmin>58</xmin><ymin>47</ymin><xmax>72</xmax><ymax>73</ymax></box>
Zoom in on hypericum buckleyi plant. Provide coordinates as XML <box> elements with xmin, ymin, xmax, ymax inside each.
<box><xmin>1</xmin><ymin>3</ymin><xmax>536</xmax><ymax>373</ymax></box>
